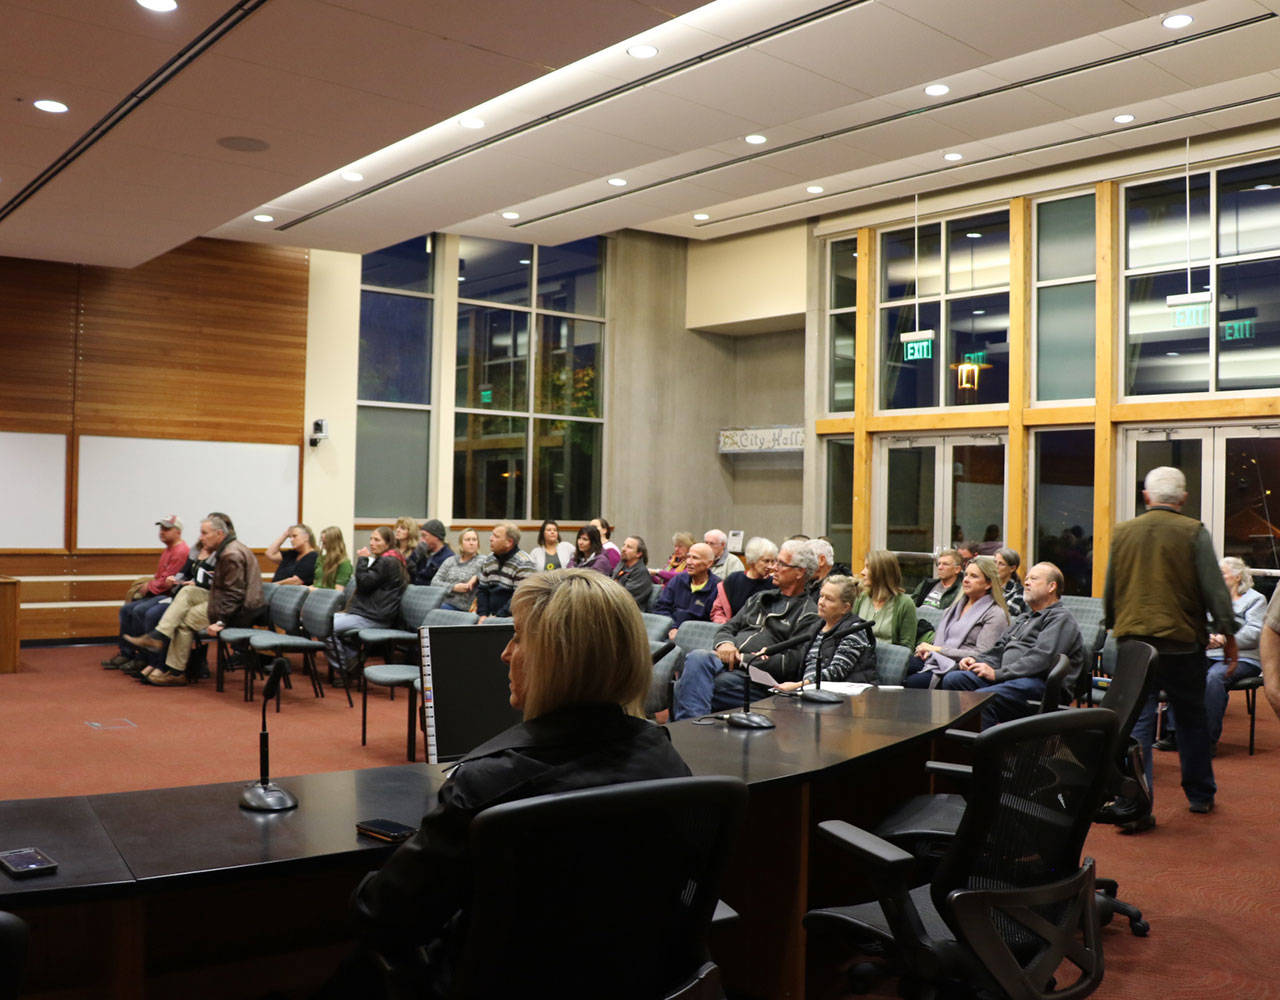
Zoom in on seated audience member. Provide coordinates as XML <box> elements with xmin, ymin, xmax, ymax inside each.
<box><xmin>123</xmin><ymin>529</ymin><xmax>218</xmax><ymax>679</ymax></box>
<box><xmin>333</xmin><ymin>570</ymin><xmax>689</xmax><ymax>998</ymax></box>
<box><xmin>327</xmin><ymin>527</ymin><xmax>409</xmax><ymax>678</ymax></box>
<box><xmin>653</xmin><ymin>531</ymin><xmax>694</xmax><ymax>585</ymax></box>
<box><xmin>475</xmin><ymin>522</ymin><xmax>535</xmax><ymax>620</ymax></box>
<box><xmin>433</xmin><ymin>528</ymin><xmax>483</xmax><ymax>612</ymax></box>
<box><xmin>410</xmin><ymin>519</ymin><xmax>453</xmax><ymax>585</ymax></box>
<box><xmin>654</xmin><ymin>542</ymin><xmax>720</xmax><ymax>639</ymax></box>
<box><xmin>671</xmin><ymin>539</ymin><xmax>820</xmax><ymax>720</ymax></box>
<box><xmin>569</xmin><ymin>524</ymin><xmax>612</xmax><ymax>574</ymax></box>
<box><xmin>805</xmin><ymin>537</ymin><xmax>836</xmax><ymax>599</ymax></box>
<box><xmin>313</xmin><ymin>526</ymin><xmax>354</xmax><ymax>592</ymax></box>
<box><xmin>592</xmin><ymin>517</ymin><xmax>623</xmax><ymax>571</ymax></box>
<box><xmin>529</xmin><ymin>519</ymin><xmax>573</xmax><ymax>571</ymax></box>
<box><xmin>904</xmin><ymin>556</ymin><xmax>1009</xmax><ymax>688</ymax></box>
<box><xmin>775</xmin><ymin>575</ymin><xmax>876</xmax><ymax>691</ymax></box>
<box><xmin>854</xmin><ymin>550</ymin><xmax>918</xmax><ymax>648</ymax></box>
<box><xmin>1263</xmin><ymin>588</ymin><xmax>1280</xmax><ymax>723</ymax></box>
<box><xmin>1157</xmin><ymin>556</ymin><xmax>1268</xmax><ymax>754</ymax></box>
<box><xmin>910</xmin><ymin>549</ymin><xmax>963</xmax><ymax>610</ymax></box>
<box><xmin>128</xmin><ymin>514</ymin><xmax>264</xmax><ymax>686</ymax></box>
<box><xmin>955</xmin><ymin>541</ymin><xmax>979</xmax><ymax>566</ymax></box>
<box><xmin>613</xmin><ymin>535</ymin><xmax>654</xmax><ymax>610</ymax></box>
<box><xmin>938</xmin><ymin>562</ymin><xmax>1083</xmax><ymax>728</ymax></box>
<box><xmin>393</xmin><ymin>517</ymin><xmax>422</xmax><ymax>580</ymax></box>
<box><xmin>704</xmin><ymin>529</ymin><xmax>745</xmax><ymax>580</ymax></box>
<box><xmin>710</xmin><ymin>536</ymin><xmax>778</xmax><ymax>623</ymax></box>
<box><xmin>103</xmin><ymin>514</ymin><xmax>189</xmax><ymax>670</ymax></box>
<box><xmin>994</xmin><ymin>547</ymin><xmax>1029</xmax><ymax>617</ymax></box>
<box><xmin>266</xmin><ymin>523</ymin><xmax>318</xmax><ymax>585</ymax></box>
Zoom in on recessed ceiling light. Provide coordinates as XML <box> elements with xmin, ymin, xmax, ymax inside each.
<box><xmin>944</xmin><ymin>152</ymin><xmax>963</xmax><ymax>161</ymax></box>
<box><xmin>924</xmin><ymin>83</ymin><xmax>950</xmax><ymax>97</ymax></box>
<box><xmin>1253</xmin><ymin>183</ymin><xmax>1274</xmax><ymax>191</ymax></box>
<box><xmin>458</xmin><ymin>276</ymin><xmax>466</xmax><ymax>282</ymax></box>
<box><xmin>1113</xmin><ymin>113</ymin><xmax>1135</xmax><ymax>124</ymax></box>
<box><xmin>458</xmin><ymin>116</ymin><xmax>486</xmax><ymax>130</ymax></box>
<box><xmin>744</xmin><ymin>134</ymin><xmax>767</xmax><ymax>145</ymax></box>
<box><xmin>137</xmin><ymin>0</ymin><xmax>177</xmax><ymax>10</ymax></box>
<box><xmin>973</xmin><ymin>309</ymin><xmax>986</xmax><ymax>315</ymax></box>
<box><xmin>966</xmin><ymin>232</ymin><xmax>982</xmax><ymax>238</ymax></box>
<box><xmin>1162</xmin><ymin>13</ymin><xmax>1193</xmax><ymax>29</ymax></box>
<box><xmin>518</xmin><ymin>258</ymin><xmax>531</xmax><ymax>265</ymax></box>
<box><xmin>607</xmin><ymin>177</ymin><xmax>628</xmax><ymax>187</ymax></box>
<box><xmin>340</xmin><ymin>170</ymin><xmax>364</xmax><ymax>182</ymax></box>
<box><xmin>693</xmin><ymin>213</ymin><xmax>710</xmax><ymax>221</ymax></box>
<box><xmin>1165</xmin><ymin>351</ymin><xmax>1181</xmax><ymax>357</ymax></box>
<box><xmin>627</xmin><ymin>43</ymin><xmax>659</xmax><ymax>59</ymax></box>
<box><xmin>252</xmin><ymin>214</ymin><xmax>274</xmax><ymax>223</ymax></box>
<box><xmin>501</xmin><ymin>211</ymin><xmax>520</xmax><ymax>220</ymax></box>
<box><xmin>806</xmin><ymin>185</ymin><xmax>824</xmax><ymax>194</ymax></box>
<box><xmin>33</xmin><ymin>99</ymin><xmax>67</xmax><ymax>113</ymax></box>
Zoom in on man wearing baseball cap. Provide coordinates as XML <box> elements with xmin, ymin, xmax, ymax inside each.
<box><xmin>102</xmin><ymin>515</ymin><xmax>189</xmax><ymax>670</ymax></box>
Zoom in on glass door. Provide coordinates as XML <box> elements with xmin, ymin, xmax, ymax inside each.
<box><xmin>1121</xmin><ymin>424</ymin><xmax>1280</xmax><ymax>582</ymax></box>
<box><xmin>873</xmin><ymin>434</ymin><xmax>1007</xmax><ymax>590</ymax></box>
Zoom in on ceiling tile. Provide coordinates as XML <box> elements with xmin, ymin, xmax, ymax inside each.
<box><xmin>1028</xmin><ymin>59</ymin><xmax>1191</xmax><ymax>114</ymax></box>
<box><xmin>1143</xmin><ymin>18</ymin><xmax>1280</xmax><ymax>87</ymax></box>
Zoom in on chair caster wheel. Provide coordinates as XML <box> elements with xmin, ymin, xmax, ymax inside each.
<box><xmin>1131</xmin><ymin>919</ymin><xmax>1150</xmax><ymax>937</ymax></box>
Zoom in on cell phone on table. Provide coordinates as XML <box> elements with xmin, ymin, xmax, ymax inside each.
<box><xmin>356</xmin><ymin>818</ymin><xmax>417</xmax><ymax>843</ymax></box>
<box><xmin>0</xmin><ymin>847</ymin><xmax>58</xmax><ymax>879</ymax></box>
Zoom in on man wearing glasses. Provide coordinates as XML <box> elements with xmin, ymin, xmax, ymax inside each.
<box><xmin>911</xmin><ymin>550</ymin><xmax>964</xmax><ymax>610</ymax></box>
<box><xmin>671</xmin><ymin>539</ymin><xmax>820</xmax><ymax>719</ymax></box>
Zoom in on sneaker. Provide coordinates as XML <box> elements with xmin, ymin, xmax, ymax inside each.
<box><xmin>101</xmin><ymin>653</ymin><xmax>130</xmax><ymax>668</ymax></box>
<box><xmin>1153</xmin><ymin>733</ymin><xmax>1178</xmax><ymax>752</ymax></box>
<box><xmin>147</xmin><ymin>669</ymin><xmax>187</xmax><ymax>686</ymax></box>
<box><xmin>1188</xmin><ymin>799</ymin><xmax>1214</xmax><ymax>814</ymax></box>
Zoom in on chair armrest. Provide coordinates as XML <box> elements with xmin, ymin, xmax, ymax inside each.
<box><xmin>944</xmin><ymin>727</ymin><xmax>979</xmax><ymax>743</ymax></box>
<box><xmin>925</xmin><ymin>761</ymin><xmax>973</xmax><ymax>780</ymax></box>
<box><xmin>816</xmin><ymin>820</ymin><xmax>915</xmax><ymax>873</ymax></box>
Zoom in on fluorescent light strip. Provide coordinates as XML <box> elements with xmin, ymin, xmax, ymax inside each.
<box><xmin>517</xmin><ymin>11</ymin><xmax>1277</xmax><ymax>228</ymax></box>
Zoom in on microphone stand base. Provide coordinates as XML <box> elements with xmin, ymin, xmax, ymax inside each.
<box><xmin>240</xmin><ymin>781</ymin><xmax>298</xmax><ymax>812</ymax></box>
<box><xmin>801</xmin><ymin>688</ymin><xmax>844</xmax><ymax>704</ymax></box>
<box><xmin>726</xmin><ymin>711</ymin><xmax>775</xmax><ymax>730</ymax></box>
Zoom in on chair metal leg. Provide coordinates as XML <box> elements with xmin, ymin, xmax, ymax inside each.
<box><xmin>1246</xmin><ymin>686</ymin><xmax>1257</xmax><ymax>756</ymax></box>
<box><xmin>215</xmin><ymin>639</ymin><xmax>226</xmax><ymax>693</ymax></box>
<box><xmin>360</xmin><ymin>655</ymin><xmax>369</xmax><ymax>746</ymax></box>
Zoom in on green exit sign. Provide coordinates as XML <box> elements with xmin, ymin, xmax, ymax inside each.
<box><xmin>480</xmin><ymin>387</ymin><xmax>493</xmax><ymax>403</ymax></box>
<box><xmin>904</xmin><ymin>340</ymin><xmax>932</xmax><ymax>361</ymax></box>
<box><xmin>1220</xmin><ymin>319</ymin><xmax>1255</xmax><ymax>341</ymax></box>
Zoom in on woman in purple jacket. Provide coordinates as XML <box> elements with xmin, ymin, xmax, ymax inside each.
<box><xmin>569</xmin><ymin>524</ymin><xmax>612</xmax><ymax>574</ymax></box>
<box><xmin>903</xmin><ymin>556</ymin><xmax>1009</xmax><ymax>688</ymax></box>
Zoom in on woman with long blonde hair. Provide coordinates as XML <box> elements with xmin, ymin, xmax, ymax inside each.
<box><xmin>316</xmin><ymin>526</ymin><xmax>353</xmax><ymax>592</ymax></box>
<box><xmin>853</xmin><ymin>549</ymin><xmax>918</xmax><ymax>648</ymax></box>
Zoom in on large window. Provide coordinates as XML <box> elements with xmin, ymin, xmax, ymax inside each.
<box><xmin>1032</xmin><ymin>429</ymin><xmax>1094</xmax><ymax>596</ymax></box>
<box><xmin>879</xmin><ymin>211</ymin><xmax>1010</xmax><ymax>409</ymax></box>
<box><xmin>828</xmin><ymin>237</ymin><xmax>857</xmax><ymax>412</ymax></box>
<box><xmin>454</xmin><ymin>237</ymin><xmax>605</xmax><ymax>521</ymax></box>
<box><xmin>1034</xmin><ymin>194</ymin><xmax>1096</xmax><ymax>402</ymax></box>
<box><xmin>825</xmin><ymin>439</ymin><xmax>855</xmax><ymax>566</ymax></box>
<box><xmin>356</xmin><ymin>237</ymin><xmax>434</xmax><ymax>518</ymax></box>
<box><xmin>1123</xmin><ymin>157</ymin><xmax>1280</xmax><ymax>397</ymax></box>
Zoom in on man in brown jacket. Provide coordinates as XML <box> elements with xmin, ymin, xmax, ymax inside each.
<box><xmin>131</xmin><ymin>513</ymin><xmax>264</xmax><ymax>686</ymax></box>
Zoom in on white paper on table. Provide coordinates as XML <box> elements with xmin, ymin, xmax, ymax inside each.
<box><xmin>748</xmin><ymin>664</ymin><xmax>780</xmax><ymax>687</ymax></box>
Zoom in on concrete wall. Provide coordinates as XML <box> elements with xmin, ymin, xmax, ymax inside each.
<box><xmin>301</xmin><ymin>249</ymin><xmax>361</xmax><ymax>544</ymax></box>
<box><xmin>604</xmin><ymin>230</ymin><xmax>804</xmax><ymax>557</ymax></box>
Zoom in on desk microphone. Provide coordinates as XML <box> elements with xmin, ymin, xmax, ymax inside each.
<box><xmin>241</xmin><ymin>658</ymin><xmax>298</xmax><ymax>812</ymax></box>
<box><xmin>727</xmin><ymin>625</ymin><xmax>824</xmax><ymax>729</ymax></box>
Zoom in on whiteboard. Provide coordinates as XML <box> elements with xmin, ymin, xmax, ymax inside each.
<box><xmin>77</xmin><ymin>436</ymin><xmax>299</xmax><ymax>549</ymax></box>
<box><xmin>0</xmin><ymin>432</ymin><xmax>66</xmax><ymax>548</ymax></box>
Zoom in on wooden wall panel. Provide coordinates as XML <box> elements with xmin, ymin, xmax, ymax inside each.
<box><xmin>76</xmin><ymin>239</ymin><xmax>309</xmax><ymax>444</ymax></box>
<box><xmin>0</xmin><ymin>258</ymin><xmax>77</xmax><ymax>434</ymax></box>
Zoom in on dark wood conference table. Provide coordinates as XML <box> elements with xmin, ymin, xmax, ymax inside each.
<box><xmin>0</xmin><ymin>688</ymin><xmax>983</xmax><ymax>1000</ymax></box>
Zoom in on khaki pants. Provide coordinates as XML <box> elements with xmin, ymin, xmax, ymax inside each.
<box><xmin>154</xmin><ymin>585</ymin><xmax>210</xmax><ymax>672</ymax></box>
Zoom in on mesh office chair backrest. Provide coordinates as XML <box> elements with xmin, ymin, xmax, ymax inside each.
<box><xmin>934</xmin><ymin>708</ymin><xmax>1116</xmax><ymax>947</ymax></box>
<box><xmin>299</xmin><ymin>587</ymin><xmax>346</xmax><ymax>639</ymax></box>
<box><xmin>0</xmin><ymin>910</ymin><xmax>27</xmax><ymax>1000</ymax></box>
<box><xmin>456</xmin><ymin>776</ymin><xmax>747</xmax><ymax>1000</ymax></box>
<box><xmin>1039</xmin><ymin>654</ymin><xmax>1076</xmax><ymax>713</ymax></box>
<box><xmin>1099</xmin><ymin>640</ymin><xmax>1155</xmax><ymax>739</ymax></box>
<box><xmin>267</xmin><ymin>585</ymin><xmax>308</xmax><ymax>634</ymax></box>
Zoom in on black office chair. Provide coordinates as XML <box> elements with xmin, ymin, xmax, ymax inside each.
<box><xmin>872</xmin><ymin>642</ymin><xmax>1157</xmax><ymax>937</ymax></box>
<box><xmin>805</xmin><ymin>708</ymin><xmax>1116</xmax><ymax>1000</ymax></box>
<box><xmin>0</xmin><ymin>910</ymin><xmax>27</xmax><ymax>1000</ymax></box>
<box><xmin>449</xmin><ymin>775</ymin><xmax>747</xmax><ymax>1000</ymax></box>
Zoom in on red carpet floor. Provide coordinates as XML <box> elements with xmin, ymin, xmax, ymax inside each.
<box><xmin>0</xmin><ymin>643</ymin><xmax>421</xmax><ymax>799</ymax></box>
<box><xmin>4</xmin><ymin>646</ymin><xmax>1279</xmax><ymax>998</ymax></box>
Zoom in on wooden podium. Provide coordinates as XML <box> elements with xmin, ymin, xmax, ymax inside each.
<box><xmin>0</xmin><ymin>575</ymin><xmax>18</xmax><ymax>672</ymax></box>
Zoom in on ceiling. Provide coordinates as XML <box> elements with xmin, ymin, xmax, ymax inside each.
<box><xmin>5</xmin><ymin>0</ymin><xmax>1280</xmax><ymax>268</ymax></box>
